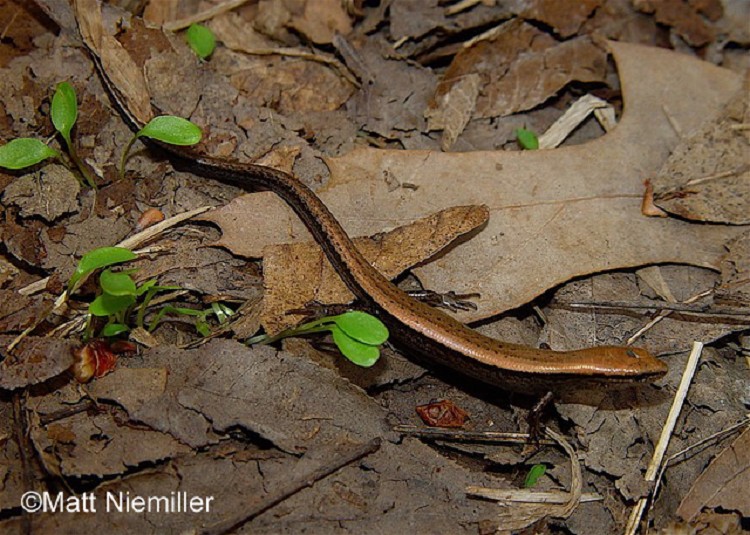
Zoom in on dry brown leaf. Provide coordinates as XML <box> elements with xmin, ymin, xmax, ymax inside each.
<box><xmin>716</xmin><ymin>230</ymin><xmax>750</xmax><ymax>307</ymax></box>
<box><xmin>75</xmin><ymin>0</ymin><xmax>153</xmax><ymax>124</ymax></box>
<box><xmin>520</xmin><ymin>0</ymin><xmax>602</xmax><ymax>38</ymax></box>
<box><xmin>346</xmin><ymin>37</ymin><xmax>437</xmax><ymax>139</ymax></box>
<box><xmin>0</xmin><ymin>260</ymin><xmax>18</xmax><ymax>287</ymax></box>
<box><xmin>676</xmin><ymin>426</ymin><xmax>750</xmax><ymax>521</ymax></box>
<box><xmin>0</xmin><ymin>291</ymin><xmax>50</xmax><ymax>333</ymax></box>
<box><xmin>260</xmin><ymin>205</ymin><xmax>488</xmax><ymax>332</ymax></box>
<box><xmin>89</xmin><ymin>340</ymin><xmax>390</xmax><ymax>453</ymax></box>
<box><xmin>547</xmin><ymin>268</ymin><xmax>737</xmax><ymax>356</ymax></box>
<box><xmin>2</xmin><ymin>411</ymin><xmax>503</xmax><ymax>533</ymax></box>
<box><xmin>426</xmin><ymin>73</ymin><xmax>481</xmax><ymax>150</ymax></box>
<box><xmin>287</xmin><ymin>0</ymin><xmax>353</xmax><ymax>44</ymax></box>
<box><xmin>1</xmin><ymin>164</ymin><xmax>80</xmax><ymax>221</ymax></box>
<box><xmin>211</xmin><ymin>42</ymin><xmax>744</xmax><ymax>325</ymax></box>
<box><xmin>390</xmin><ymin>0</ymin><xmax>447</xmax><ymax>41</ymax></box>
<box><xmin>30</xmin><ymin>411</ymin><xmax>189</xmax><ymax>477</ymax></box>
<box><xmin>653</xmin><ymin>77</ymin><xmax>750</xmax><ymax>224</ymax></box>
<box><xmin>0</xmin><ymin>336</ymin><xmax>74</xmax><ymax>390</ymax></box>
<box><xmin>220</xmin><ymin>49</ymin><xmax>354</xmax><ymax>114</ymax></box>
<box><xmin>209</xmin><ymin>11</ymin><xmax>278</xmax><ymax>51</ymax></box>
<box><xmin>142</xmin><ymin>0</ymin><xmax>179</xmax><ymax>26</ymax></box>
<box><xmin>41</xmin><ymin>216</ymin><xmax>132</xmax><ymax>281</ymax></box>
<box><xmin>634</xmin><ymin>0</ymin><xmax>716</xmax><ymax>46</ymax></box>
<box><xmin>431</xmin><ymin>19</ymin><xmax>607</xmax><ymax>119</ymax></box>
<box><xmin>88</xmin><ymin>367</ymin><xmax>168</xmax><ymax>408</ymax></box>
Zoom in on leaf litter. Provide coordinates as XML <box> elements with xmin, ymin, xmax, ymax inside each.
<box><xmin>0</xmin><ymin>0</ymin><xmax>748</xmax><ymax>533</ymax></box>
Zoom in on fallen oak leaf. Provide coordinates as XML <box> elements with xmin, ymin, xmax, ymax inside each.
<box><xmin>676</xmin><ymin>425</ymin><xmax>750</xmax><ymax>522</ymax></box>
<box><xmin>429</xmin><ymin>19</ymin><xmax>608</xmax><ymax>119</ymax></box>
<box><xmin>29</xmin><ymin>411</ymin><xmax>189</xmax><ymax>478</ymax></box>
<box><xmin>200</xmin><ymin>41</ymin><xmax>745</xmax><ymax>327</ymax></box>
<box><xmin>260</xmin><ymin>205</ymin><xmax>489</xmax><ymax>332</ymax></box>
<box><xmin>0</xmin><ymin>336</ymin><xmax>75</xmax><ymax>391</ymax></box>
<box><xmin>519</xmin><ymin>0</ymin><xmax>601</xmax><ymax>38</ymax></box>
<box><xmin>652</xmin><ymin>78</ymin><xmax>750</xmax><ymax>225</ymax></box>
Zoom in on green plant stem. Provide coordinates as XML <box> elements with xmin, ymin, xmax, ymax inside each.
<box><xmin>119</xmin><ymin>134</ymin><xmax>138</xmax><ymax>181</ymax></box>
<box><xmin>64</xmin><ymin>137</ymin><xmax>97</xmax><ymax>189</ymax></box>
<box><xmin>246</xmin><ymin>320</ymin><xmax>335</xmax><ymax>346</ymax></box>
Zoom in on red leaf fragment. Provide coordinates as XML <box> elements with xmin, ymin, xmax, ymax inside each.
<box><xmin>416</xmin><ymin>400</ymin><xmax>470</xmax><ymax>428</ymax></box>
<box><xmin>72</xmin><ymin>339</ymin><xmax>120</xmax><ymax>383</ymax></box>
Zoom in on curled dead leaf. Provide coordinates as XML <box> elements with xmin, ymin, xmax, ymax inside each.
<box><xmin>416</xmin><ymin>400</ymin><xmax>469</xmax><ymax>428</ymax></box>
<box><xmin>641</xmin><ymin>180</ymin><xmax>668</xmax><ymax>217</ymax></box>
<box><xmin>72</xmin><ymin>339</ymin><xmax>123</xmax><ymax>383</ymax></box>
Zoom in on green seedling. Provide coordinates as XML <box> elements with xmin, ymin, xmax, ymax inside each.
<box><xmin>87</xmin><ymin>268</ymin><xmax>182</xmax><ymax>339</ymax></box>
<box><xmin>69</xmin><ymin>246</ymin><xmax>235</xmax><ymax>339</ymax></box>
<box><xmin>120</xmin><ymin>115</ymin><xmax>203</xmax><ymax>180</ymax></box>
<box><xmin>67</xmin><ymin>246</ymin><xmax>175</xmax><ymax>338</ymax></box>
<box><xmin>515</xmin><ymin>128</ymin><xmax>539</xmax><ymax>150</ymax></box>
<box><xmin>0</xmin><ymin>82</ymin><xmax>96</xmax><ymax>187</ymax></box>
<box><xmin>186</xmin><ymin>23</ymin><xmax>216</xmax><ymax>60</ymax></box>
<box><xmin>523</xmin><ymin>464</ymin><xmax>547</xmax><ymax>488</ymax></box>
<box><xmin>51</xmin><ymin>82</ymin><xmax>97</xmax><ymax>188</ymax></box>
<box><xmin>247</xmin><ymin>310</ymin><xmax>389</xmax><ymax>367</ymax></box>
<box><xmin>68</xmin><ymin>247</ymin><xmax>138</xmax><ymax>294</ymax></box>
<box><xmin>148</xmin><ymin>302</ymin><xmax>235</xmax><ymax>337</ymax></box>
<box><xmin>0</xmin><ymin>138</ymin><xmax>60</xmax><ymax>169</ymax></box>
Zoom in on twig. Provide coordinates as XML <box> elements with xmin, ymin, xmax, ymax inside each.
<box><xmin>445</xmin><ymin>0</ymin><xmax>484</xmax><ymax>16</ymax></box>
<box><xmin>538</xmin><ymin>94</ymin><xmax>613</xmax><ymax>149</ymax></box>
<box><xmin>624</xmin><ymin>341</ymin><xmax>704</xmax><ymax>535</ymax></box>
<box><xmin>560</xmin><ymin>300</ymin><xmax>750</xmax><ymax>317</ymax></box>
<box><xmin>394</xmin><ymin>425</ymin><xmax>556</xmax><ymax>446</ymax></box>
<box><xmin>196</xmin><ymin>438</ymin><xmax>381</xmax><ymax>535</ymax></box>
<box><xmin>627</xmin><ymin>289</ymin><xmax>713</xmax><ymax>345</ymax></box>
<box><xmin>684</xmin><ymin>166</ymin><xmax>747</xmax><ymax>187</ymax></box>
<box><xmin>652</xmin><ymin>416</ymin><xmax>750</xmax><ymax>499</ymax></box>
<box><xmin>466</xmin><ymin>428</ymin><xmax>583</xmax><ymax>520</ymax></box>
<box><xmin>38</xmin><ymin>400</ymin><xmax>97</xmax><ymax>426</ymax></box>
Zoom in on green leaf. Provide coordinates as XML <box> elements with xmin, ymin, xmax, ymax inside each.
<box><xmin>0</xmin><ymin>138</ymin><xmax>60</xmax><ymax>169</ymax></box>
<box><xmin>136</xmin><ymin>280</ymin><xmax>181</xmax><ymax>297</ymax></box>
<box><xmin>51</xmin><ymin>81</ymin><xmax>77</xmax><ymax>144</ymax></box>
<box><xmin>68</xmin><ymin>247</ymin><xmax>137</xmax><ymax>292</ymax></box>
<box><xmin>331</xmin><ymin>326</ymin><xmax>380</xmax><ymax>367</ymax></box>
<box><xmin>515</xmin><ymin>128</ymin><xmax>539</xmax><ymax>150</ymax></box>
<box><xmin>211</xmin><ymin>302</ymin><xmax>234</xmax><ymax>323</ymax></box>
<box><xmin>137</xmin><ymin>116</ymin><xmax>202</xmax><ymax>146</ymax></box>
<box><xmin>524</xmin><ymin>464</ymin><xmax>547</xmax><ymax>488</ymax></box>
<box><xmin>101</xmin><ymin>323</ymin><xmax>130</xmax><ymax>337</ymax></box>
<box><xmin>333</xmin><ymin>311</ymin><xmax>389</xmax><ymax>345</ymax></box>
<box><xmin>99</xmin><ymin>269</ymin><xmax>137</xmax><ymax>297</ymax></box>
<box><xmin>195</xmin><ymin>320</ymin><xmax>211</xmax><ymax>337</ymax></box>
<box><xmin>167</xmin><ymin>307</ymin><xmax>205</xmax><ymax>317</ymax></box>
<box><xmin>89</xmin><ymin>292</ymin><xmax>136</xmax><ymax>317</ymax></box>
<box><xmin>186</xmin><ymin>23</ymin><xmax>216</xmax><ymax>60</ymax></box>
<box><xmin>136</xmin><ymin>279</ymin><xmax>158</xmax><ymax>296</ymax></box>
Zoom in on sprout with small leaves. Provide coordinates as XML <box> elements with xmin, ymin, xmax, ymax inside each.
<box><xmin>186</xmin><ymin>24</ymin><xmax>216</xmax><ymax>60</ymax></box>
<box><xmin>524</xmin><ymin>464</ymin><xmax>547</xmax><ymax>488</ymax></box>
<box><xmin>247</xmin><ymin>310</ymin><xmax>389</xmax><ymax>367</ymax></box>
<box><xmin>515</xmin><ymin>128</ymin><xmax>539</xmax><ymax>150</ymax></box>
<box><xmin>51</xmin><ymin>82</ymin><xmax>97</xmax><ymax>188</ymax></box>
<box><xmin>120</xmin><ymin>116</ymin><xmax>203</xmax><ymax>179</ymax></box>
<box><xmin>0</xmin><ymin>138</ymin><xmax>60</xmax><ymax>170</ymax></box>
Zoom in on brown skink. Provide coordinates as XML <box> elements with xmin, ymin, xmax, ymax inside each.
<box><xmin>92</xmin><ymin>61</ymin><xmax>668</xmax><ymax>395</ymax></box>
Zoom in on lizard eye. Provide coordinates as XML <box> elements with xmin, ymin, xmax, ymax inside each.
<box><xmin>626</xmin><ymin>349</ymin><xmax>638</xmax><ymax>359</ymax></box>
